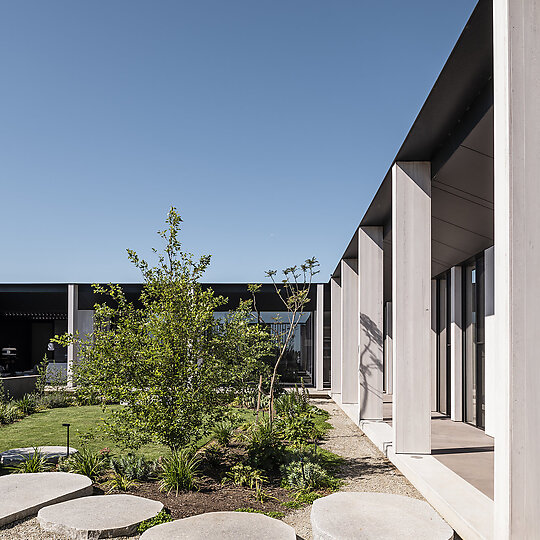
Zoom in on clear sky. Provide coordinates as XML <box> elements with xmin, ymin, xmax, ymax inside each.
<box><xmin>1</xmin><ymin>1</ymin><xmax>477</xmax><ymax>284</ymax></box>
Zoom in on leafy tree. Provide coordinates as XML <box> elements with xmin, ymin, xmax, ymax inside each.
<box><xmin>209</xmin><ymin>299</ymin><xmax>274</xmax><ymax>407</ymax></box>
<box><xmin>57</xmin><ymin>208</ymin><xmax>271</xmax><ymax>451</ymax></box>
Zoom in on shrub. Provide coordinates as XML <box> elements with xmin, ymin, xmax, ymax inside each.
<box><xmin>40</xmin><ymin>391</ymin><xmax>73</xmax><ymax>409</ymax></box>
<box><xmin>158</xmin><ymin>449</ymin><xmax>200</xmax><ymax>494</ymax></box>
<box><xmin>0</xmin><ymin>402</ymin><xmax>22</xmax><ymax>424</ymax></box>
<box><xmin>212</xmin><ymin>419</ymin><xmax>236</xmax><ymax>446</ymax></box>
<box><xmin>223</xmin><ymin>463</ymin><xmax>267</xmax><ymax>489</ymax></box>
<box><xmin>104</xmin><ymin>472</ymin><xmax>137</xmax><ymax>493</ymax></box>
<box><xmin>60</xmin><ymin>447</ymin><xmax>106</xmax><ymax>481</ymax></box>
<box><xmin>280</xmin><ymin>460</ymin><xmax>340</xmax><ymax>491</ymax></box>
<box><xmin>274</xmin><ymin>387</ymin><xmax>310</xmax><ymax>418</ymax></box>
<box><xmin>137</xmin><ymin>509</ymin><xmax>173</xmax><ymax>533</ymax></box>
<box><xmin>16</xmin><ymin>393</ymin><xmax>41</xmax><ymax>416</ymax></box>
<box><xmin>10</xmin><ymin>448</ymin><xmax>51</xmax><ymax>473</ymax></box>
<box><xmin>245</xmin><ymin>417</ymin><xmax>284</xmax><ymax>471</ymax></box>
<box><xmin>201</xmin><ymin>442</ymin><xmax>223</xmax><ymax>469</ymax></box>
<box><xmin>110</xmin><ymin>454</ymin><xmax>156</xmax><ymax>481</ymax></box>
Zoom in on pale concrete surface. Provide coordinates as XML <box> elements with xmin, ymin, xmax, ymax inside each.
<box><xmin>391</xmin><ymin>161</ymin><xmax>432</xmax><ymax>454</ymax></box>
<box><xmin>358</xmin><ymin>226</ymin><xmax>384</xmax><ymax>421</ymax></box>
<box><xmin>0</xmin><ymin>472</ymin><xmax>92</xmax><ymax>527</ymax></box>
<box><xmin>311</xmin><ymin>492</ymin><xmax>453</xmax><ymax>540</ymax></box>
<box><xmin>0</xmin><ymin>446</ymin><xmax>78</xmax><ymax>466</ymax></box>
<box><xmin>37</xmin><ymin>494</ymin><xmax>163</xmax><ymax>539</ymax></box>
<box><xmin>383</xmin><ymin>401</ymin><xmax>494</xmax><ymax>500</ymax></box>
<box><xmin>340</xmin><ymin>258</ymin><xmax>358</xmax><ymax>404</ymax></box>
<box><xmin>493</xmin><ymin>1</ymin><xmax>540</xmax><ymax>536</ymax></box>
<box><xmin>360</xmin><ymin>419</ymin><xmax>492</xmax><ymax>540</ymax></box>
<box><xmin>139</xmin><ymin>511</ymin><xmax>296</xmax><ymax>540</ymax></box>
<box><xmin>431</xmin><ymin>414</ymin><xmax>494</xmax><ymax>499</ymax></box>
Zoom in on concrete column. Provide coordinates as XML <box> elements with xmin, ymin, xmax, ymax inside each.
<box><xmin>392</xmin><ymin>161</ymin><xmax>431</xmax><ymax>455</ymax></box>
<box><xmin>431</xmin><ymin>280</ymin><xmax>438</xmax><ymax>412</ymax></box>
<box><xmin>484</xmin><ymin>246</ymin><xmax>495</xmax><ymax>437</ymax></box>
<box><xmin>67</xmin><ymin>284</ymin><xmax>78</xmax><ymax>387</ymax></box>
<box><xmin>384</xmin><ymin>302</ymin><xmax>393</xmax><ymax>395</ymax></box>
<box><xmin>341</xmin><ymin>258</ymin><xmax>358</xmax><ymax>405</ymax></box>
<box><xmin>450</xmin><ymin>266</ymin><xmax>463</xmax><ymax>422</ymax></box>
<box><xmin>493</xmin><ymin>2</ymin><xmax>540</xmax><ymax>536</ymax></box>
<box><xmin>314</xmin><ymin>283</ymin><xmax>325</xmax><ymax>391</ymax></box>
<box><xmin>330</xmin><ymin>277</ymin><xmax>342</xmax><ymax>397</ymax></box>
<box><xmin>358</xmin><ymin>226</ymin><xmax>384</xmax><ymax>420</ymax></box>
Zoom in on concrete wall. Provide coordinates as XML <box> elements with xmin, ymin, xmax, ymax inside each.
<box><xmin>330</xmin><ymin>277</ymin><xmax>342</xmax><ymax>398</ymax></box>
<box><xmin>493</xmin><ymin>0</ymin><xmax>540</xmax><ymax>536</ymax></box>
<box><xmin>392</xmin><ymin>162</ymin><xmax>432</xmax><ymax>454</ymax></box>
<box><xmin>2</xmin><ymin>375</ymin><xmax>38</xmax><ymax>400</ymax></box>
<box><xmin>358</xmin><ymin>226</ymin><xmax>384</xmax><ymax>420</ymax></box>
<box><xmin>314</xmin><ymin>284</ymin><xmax>325</xmax><ymax>391</ymax></box>
<box><xmin>340</xmin><ymin>258</ymin><xmax>359</xmax><ymax>404</ymax></box>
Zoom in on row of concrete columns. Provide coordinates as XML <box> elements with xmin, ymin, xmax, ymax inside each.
<box><xmin>330</xmin><ymin>1</ymin><xmax>540</xmax><ymax>535</ymax></box>
<box><xmin>330</xmin><ymin>161</ymin><xmax>433</xmax><ymax>454</ymax></box>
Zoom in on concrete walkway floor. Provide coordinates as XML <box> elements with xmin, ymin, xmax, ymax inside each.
<box><xmin>383</xmin><ymin>399</ymin><xmax>494</xmax><ymax>499</ymax></box>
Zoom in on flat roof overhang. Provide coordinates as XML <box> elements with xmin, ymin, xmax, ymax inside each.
<box><xmin>332</xmin><ymin>0</ymin><xmax>493</xmax><ymax>279</ymax></box>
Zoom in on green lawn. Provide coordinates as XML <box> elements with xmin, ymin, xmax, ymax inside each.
<box><xmin>0</xmin><ymin>405</ymin><xmax>258</xmax><ymax>461</ymax></box>
<box><xmin>0</xmin><ymin>405</ymin><xmax>168</xmax><ymax>460</ymax></box>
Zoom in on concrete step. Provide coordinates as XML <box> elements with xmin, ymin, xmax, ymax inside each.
<box><xmin>38</xmin><ymin>494</ymin><xmax>163</xmax><ymax>539</ymax></box>
<box><xmin>140</xmin><ymin>511</ymin><xmax>296</xmax><ymax>540</ymax></box>
<box><xmin>311</xmin><ymin>492</ymin><xmax>453</xmax><ymax>540</ymax></box>
<box><xmin>0</xmin><ymin>472</ymin><xmax>92</xmax><ymax>527</ymax></box>
<box><xmin>0</xmin><ymin>446</ymin><xmax>77</xmax><ymax>466</ymax></box>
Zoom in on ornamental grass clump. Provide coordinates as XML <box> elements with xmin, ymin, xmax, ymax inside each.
<box><xmin>60</xmin><ymin>447</ymin><xmax>106</xmax><ymax>481</ymax></box>
<box><xmin>158</xmin><ymin>449</ymin><xmax>201</xmax><ymax>494</ymax></box>
<box><xmin>10</xmin><ymin>448</ymin><xmax>51</xmax><ymax>474</ymax></box>
<box><xmin>212</xmin><ymin>419</ymin><xmax>236</xmax><ymax>447</ymax></box>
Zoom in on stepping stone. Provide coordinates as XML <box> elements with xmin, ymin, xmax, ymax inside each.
<box><xmin>0</xmin><ymin>445</ymin><xmax>77</xmax><ymax>466</ymax></box>
<box><xmin>139</xmin><ymin>511</ymin><xmax>296</xmax><ymax>539</ymax></box>
<box><xmin>38</xmin><ymin>494</ymin><xmax>164</xmax><ymax>539</ymax></box>
<box><xmin>311</xmin><ymin>492</ymin><xmax>453</xmax><ymax>540</ymax></box>
<box><xmin>0</xmin><ymin>472</ymin><xmax>92</xmax><ymax>527</ymax></box>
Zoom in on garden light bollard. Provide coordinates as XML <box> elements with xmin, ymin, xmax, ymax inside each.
<box><xmin>62</xmin><ymin>423</ymin><xmax>70</xmax><ymax>457</ymax></box>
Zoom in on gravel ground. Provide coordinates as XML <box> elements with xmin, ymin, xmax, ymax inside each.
<box><xmin>0</xmin><ymin>517</ymin><xmax>139</xmax><ymax>540</ymax></box>
<box><xmin>282</xmin><ymin>398</ymin><xmax>422</xmax><ymax>540</ymax></box>
<box><xmin>1</xmin><ymin>398</ymin><xmax>420</xmax><ymax>540</ymax></box>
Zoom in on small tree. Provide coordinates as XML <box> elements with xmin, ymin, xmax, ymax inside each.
<box><xmin>209</xmin><ymin>299</ymin><xmax>274</xmax><ymax>407</ymax></box>
<box><xmin>57</xmin><ymin>208</ymin><xmax>271</xmax><ymax>451</ymax></box>
<box><xmin>260</xmin><ymin>258</ymin><xmax>320</xmax><ymax>421</ymax></box>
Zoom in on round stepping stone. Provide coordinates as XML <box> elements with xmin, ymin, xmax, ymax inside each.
<box><xmin>0</xmin><ymin>446</ymin><xmax>77</xmax><ymax>466</ymax></box>
<box><xmin>311</xmin><ymin>492</ymin><xmax>453</xmax><ymax>540</ymax></box>
<box><xmin>38</xmin><ymin>494</ymin><xmax>164</xmax><ymax>539</ymax></box>
<box><xmin>0</xmin><ymin>472</ymin><xmax>92</xmax><ymax>527</ymax></box>
<box><xmin>140</xmin><ymin>511</ymin><xmax>296</xmax><ymax>540</ymax></box>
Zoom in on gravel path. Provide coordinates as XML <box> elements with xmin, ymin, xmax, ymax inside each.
<box><xmin>282</xmin><ymin>398</ymin><xmax>422</xmax><ymax>540</ymax></box>
<box><xmin>1</xmin><ymin>398</ymin><xmax>420</xmax><ymax>540</ymax></box>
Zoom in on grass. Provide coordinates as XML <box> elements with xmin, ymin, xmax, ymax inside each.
<box><xmin>0</xmin><ymin>405</ymin><xmax>258</xmax><ymax>461</ymax></box>
<box><xmin>0</xmin><ymin>405</ymin><xmax>167</xmax><ymax>460</ymax></box>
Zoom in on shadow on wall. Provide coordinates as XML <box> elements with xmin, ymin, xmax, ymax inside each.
<box><xmin>359</xmin><ymin>313</ymin><xmax>383</xmax><ymax>419</ymax></box>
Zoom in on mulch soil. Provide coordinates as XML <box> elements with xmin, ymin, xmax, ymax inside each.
<box><xmin>119</xmin><ymin>477</ymin><xmax>292</xmax><ymax>518</ymax></box>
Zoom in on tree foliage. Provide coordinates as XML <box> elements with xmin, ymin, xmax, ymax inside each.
<box><xmin>57</xmin><ymin>208</ymin><xmax>272</xmax><ymax>451</ymax></box>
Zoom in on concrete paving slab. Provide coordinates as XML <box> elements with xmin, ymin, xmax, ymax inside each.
<box><xmin>139</xmin><ymin>511</ymin><xmax>296</xmax><ymax>540</ymax></box>
<box><xmin>0</xmin><ymin>446</ymin><xmax>77</xmax><ymax>466</ymax></box>
<box><xmin>0</xmin><ymin>472</ymin><xmax>93</xmax><ymax>527</ymax></box>
<box><xmin>38</xmin><ymin>494</ymin><xmax>163</xmax><ymax>539</ymax></box>
<box><xmin>311</xmin><ymin>492</ymin><xmax>453</xmax><ymax>540</ymax></box>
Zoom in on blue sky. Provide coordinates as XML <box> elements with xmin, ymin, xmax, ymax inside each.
<box><xmin>0</xmin><ymin>1</ymin><xmax>477</xmax><ymax>283</ymax></box>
